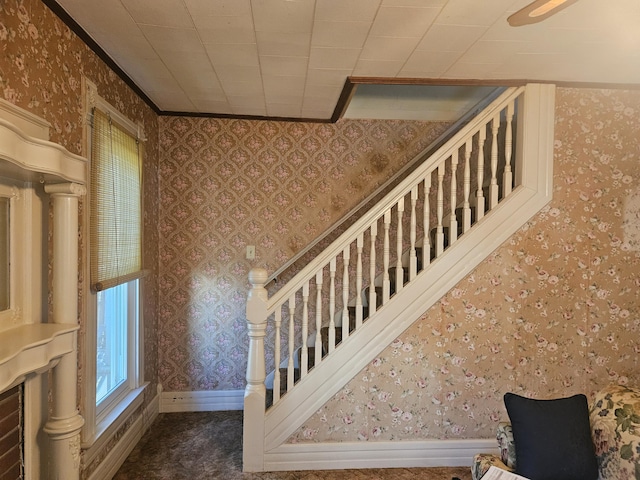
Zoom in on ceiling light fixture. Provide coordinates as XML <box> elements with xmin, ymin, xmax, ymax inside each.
<box><xmin>507</xmin><ymin>0</ymin><xmax>579</xmax><ymax>26</ymax></box>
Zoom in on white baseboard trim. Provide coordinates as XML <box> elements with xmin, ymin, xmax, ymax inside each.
<box><xmin>262</xmin><ymin>439</ymin><xmax>499</xmax><ymax>472</ymax></box>
<box><xmin>160</xmin><ymin>389</ymin><xmax>244</xmax><ymax>412</ymax></box>
<box><xmin>87</xmin><ymin>391</ymin><xmax>160</xmax><ymax>480</ymax></box>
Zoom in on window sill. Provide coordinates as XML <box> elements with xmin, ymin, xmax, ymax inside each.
<box><xmin>82</xmin><ymin>382</ymin><xmax>149</xmax><ymax>462</ymax></box>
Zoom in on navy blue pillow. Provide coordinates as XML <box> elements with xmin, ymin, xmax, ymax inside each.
<box><xmin>504</xmin><ymin>393</ymin><xmax>598</xmax><ymax>480</ymax></box>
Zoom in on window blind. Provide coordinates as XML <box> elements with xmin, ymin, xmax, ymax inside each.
<box><xmin>90</xmin><ymin>108</ymin><xmax>143</xmax><ymax>292</ymax></box>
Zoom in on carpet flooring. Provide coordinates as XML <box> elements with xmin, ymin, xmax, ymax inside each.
<box><xmin>113</xmin><ymin>411</ymin><xmax>473</xmax><ymax>480</ymax></box>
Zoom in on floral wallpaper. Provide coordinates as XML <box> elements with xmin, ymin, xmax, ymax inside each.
<box><xmin>288</xmin><ymin>87</ymin><xmax>640</xmax><ymax>443</ymax></box>
<box><xmin>1</xmin><ymin>0</ymin><xmax>159</xmax><ymax>477</ymax></box>
<box><xmin>158</xmin><ymin>117</ymin><xmax>450</xmax><ymax>391</ymax></box>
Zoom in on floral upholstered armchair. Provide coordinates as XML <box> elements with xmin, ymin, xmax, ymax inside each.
<box><xmin>472</xmin><ymin>384</ymin><xmax>640</xmax><ymax>480</ymax></box>
<box><xmin>590</xmin><ymin>384</ymin><xmax>640</xmax><ymax>480</ymax></box>
<box><xmin>471</xmin><ymin>422</ymin><xmax>516</xmax><ymax>480</ymax></box>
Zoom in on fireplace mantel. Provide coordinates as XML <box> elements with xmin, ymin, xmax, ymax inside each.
<box><xmin>0</xmin><ymin>98</ymin><xmax>87</xmax><ymax>480</ymax></box>
<box><xmin>0</xmin><ymin>323</ymin><xmax>78</xmax><ymax>393</ymax></box>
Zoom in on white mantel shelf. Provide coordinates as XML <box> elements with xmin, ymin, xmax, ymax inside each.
<box><xmin>0</xmin><ymin>323</ymin><xmax>78</xmax><ymax>394</ymax></box>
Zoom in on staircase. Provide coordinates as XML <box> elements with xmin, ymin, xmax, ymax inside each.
<box><xmin>244</xmin><ymin>84</ymin><xmax>556</xmax><ymax>472</ymax></box>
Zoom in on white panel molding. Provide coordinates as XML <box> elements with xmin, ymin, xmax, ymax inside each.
<box><xmin>160</xmin><ymin>389</ymin><xmax>244</xmax><ymax>412</ymax></box>
<box><xmin>264</xmin><ymin>439</ymin><xmax>499</xmax><ymax>471</ymax></box>
<box><xmin>87</xmin><ymin>391</ymin><xmax>160</xmax><ymax>480</ymax></box>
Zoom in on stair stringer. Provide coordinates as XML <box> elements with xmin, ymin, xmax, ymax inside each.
<box><xmin>265</xmin><ymin>183</ymin><xmax>552</xmax><ymax>456</ymax></box>
<box><xmin>253</xmin><ymin>83</ymin><xmax>556</xmax><ymax>471</ymax></box>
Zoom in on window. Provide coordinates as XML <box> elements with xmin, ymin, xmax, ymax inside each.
<box><xmin>82</xmin><ymin>79</ymin><xmax>146</xmax><ymax>449</ymax></box>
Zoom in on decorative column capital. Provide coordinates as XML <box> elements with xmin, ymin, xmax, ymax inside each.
<box><xmin>44</xmin><ymin>182</ymin><xmax>86</xmax><ymax>197</ymax></box>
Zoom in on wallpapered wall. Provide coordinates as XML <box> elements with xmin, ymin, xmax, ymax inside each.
<box><xmin>288</xmin><ymin>87</ymin><xmax>640</xmax><ymax>443</ymax></box>
<box><xmin>1</xmin><ymin>0</ymin><xmax>159</xmax><ymax>477</ymax></box>
<box><xmin>158</xmin><ymin>117</ymin><xmax>450</xmax><ymax>391</ymax></box>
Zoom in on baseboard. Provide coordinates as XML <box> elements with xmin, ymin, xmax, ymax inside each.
<box><xmin>87</xmin><ymin>391</ymin><xmax>160</xmax><ymax>480</ymax></box>
<box><xmin>262</xmin><ymin>438</ymin><xmax>499</xmax><ymax>471</ymax></box>
<box><xmin>160</xmin><ymin>389</ymin><xmax>244</xmax><ymax>412</ymax></box>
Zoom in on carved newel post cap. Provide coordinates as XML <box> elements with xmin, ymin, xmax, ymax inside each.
<box><xmin>248</xmin><ymin>268</ymin><xmax>268</xmax><ymax>287</ymax></box>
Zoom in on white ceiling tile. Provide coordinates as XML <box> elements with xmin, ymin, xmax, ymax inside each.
<box><xmin>309</xmin><ymin>47</ymin><xmax>360</xmax><ymax>70</ymax></box>
<box><xmin>232</xmin><ymin>105</ymin><xmax>267</xmax><ymax>116</ymax></box>
<box><xmin>51</xmin><ymin>0</ymin><xmax>640</xmax><ymax>117</ymax></box>
<box><xmin>256</xmin><ymin>31</ymin><xmax>311</xmax><ymax>57</ymax></box>
<box><xmin>443</xmin><ymin>61</ymin><xmax>502</xmax><ymax>78</ymax></box>
<box><xmin>311</xmin><ymin>21</ymin><xmax>371</xmax><ymax>48</ymax></box>
<box><xmin>193</xmin><ymin>13</ymin><xmax>255</xmax><ymax>35</ymax></box>
<box><xmin>360</xmin><ymin>36</ymin><xmax>420</xmax><ymax>62</ymax></box>
<box><xmin>382</xmin><ymin>0</ymin><xmax>447</xmax><ymax>6</ymax></box>
<box><xmin>436</xmin><ymin>0</ymin><xmax>514</xmax><ymax>27</ymax></box>
<box><xmin>417</xmin><ymin>24</ymin><xmax>486</xmax><ymax>52</ymax></box>
<box><xmin>122</xmin><ymin>0</ymin><xmax>193</xmax><ymax>28</ymax></box>
<box><xmin>457</xmin><ymin>40</ymin><xmax>527</xmax><ymax>65</ymax></box>
<box><xmin>183</xmin><ymin>0</ymin><xmax>251</xmax><ymax>17</ymax></box>
<box><xmin>214</xmin><ymin>65</ymin><xmax>262</xmax><ymax>85</ymax></box>
<box><xmin>263</xmin><ymin>75</ymin><xmax>306</xmax><ymax>96</ymax></box>
<box><xmin>252</xmin><ymin>0</ymin><xmax>315</xmax><ymax>34</ymax></box>
<box><xmin>314</xmin><ymin>0</ymin><xmax>381</xmax><ymax>22</ymax></box>
<box><xmin>186</xmin><ymin>86</ymin><xmax>226</xmax><ymax>102</ymax></box>
<box><xmin>198</xmin><ymin>25</ymin><xmax>256</xmax><ymax>45</ymax></box>
<box><xmin>303</xmin><ymin>84</ymin><xmax>343</xmax><ymax>100</ymax></box>
<box><xmin>370</xmin><ymin>6</ymin><xmax>440</xmax><ymax>38</ymax></box>
<box><xmin>205</xmin><ymin>44</ymin><xmax>260</xmax><ymax>67</ymax></box>
<box><xmin>260</xmin><ymin>56</ymin><xmax>308</xmax><ymax>76</ymax></box>
<box><xmin>139</xmin><ymin>25</ymin><xmax>203</xmax><ymax>53</ymax></box>
<box><xmin>400</xmin><ymin>50</ymin><xmax>458</xmax><ymax>76</ymax></box>
<box><xmin>352</xmin><ymin>59</ymin><xmax>404</xmax><ymax>76</ymax></box>
<box><xmin>191</xmin><ymin>100</ymin><xmax>233</xmax><ymax>114</ymax></box>
<box><xmin>220</xmin><ymin>79</ymin><xmax>264</xmax><ymax>96</ymax></box>
<box><xmin>305</xmin><ymin>68</ymin><xmax>352</xmax><ymax>86</ymax></box>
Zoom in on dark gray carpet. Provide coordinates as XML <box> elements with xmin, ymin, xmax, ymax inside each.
<box><xmin>113</xmin><ymin>411</ymin><xmax>472</xmax><ymax>480</ymax></box>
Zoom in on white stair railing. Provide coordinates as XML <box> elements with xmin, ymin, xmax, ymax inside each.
<box><xmin>244</xmin><ymin>84</ymin><xmax>556</xmax><ymax>472</ymax></box>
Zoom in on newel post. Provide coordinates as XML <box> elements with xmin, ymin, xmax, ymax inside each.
<box><xmin>243</xmin><ymin>268</ymin><xmax>268</xmax><ymax>472</ymax></box>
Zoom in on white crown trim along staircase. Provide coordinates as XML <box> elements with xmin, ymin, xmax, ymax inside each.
<box><xmin>244</xmin><ymin>83</ymin><xmax>556</xmax><ymax>472</ymax></box>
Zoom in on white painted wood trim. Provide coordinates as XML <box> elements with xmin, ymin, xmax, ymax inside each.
<box><xmin>263</xmin><ymin>439</ymin><xmax>499</xmax><ymax>471</ymax></box>
<box><xmin>0</xmin><ymin>324</ymin><xmax>77</xmax><ymax>393</ymax></box>
<box><xmin>160</xmin><ymin>389</ymin><xmax>244</xmax><ymax>412</ymax></box>
<box><xmin>263</xmin><ymin>83</ymin><xmax>555</xmax><ymax>452</ymax></box>
<box><xmin>0</xmin><ymin>117</ymin><xmax>87</xmax><ymax>184</ymax></box>
<box><xmin>0</xmin><ymin>98</ymin><xmax>51</xmax><ymax>140</ymax></box>
<box><xmin>87</xmin><ymin>391</ymin><xmax>160</xmax><ymax>480</ymax></box>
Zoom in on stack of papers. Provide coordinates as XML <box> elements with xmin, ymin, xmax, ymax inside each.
<box><xmin>482</xmin><ymin>466</ymin><xmax>531</xmax><ymax>480</ymax></box>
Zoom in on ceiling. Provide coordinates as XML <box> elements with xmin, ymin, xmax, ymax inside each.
<box><xmin>51</xmin><ymin>0</ymin><xmax>640</xmax><ymax>120</ymax></box>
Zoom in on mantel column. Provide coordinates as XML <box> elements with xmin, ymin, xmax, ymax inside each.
<box><xmin>43</xmin><ymin>183</ymin><xmax>86</xmax><ymax>480</ymax></box>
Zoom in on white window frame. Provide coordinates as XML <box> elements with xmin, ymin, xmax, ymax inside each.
<box><xmin>81</xmin><ymin>78</ymin><xmax>146</xmax><ymax>454</ymax></box>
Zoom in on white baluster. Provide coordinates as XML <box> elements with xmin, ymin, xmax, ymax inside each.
<box><xmin>423</xmin><ymin>178</ymin><xmax>431</xmax><ymax>268</ymax></box>
<box><xmin>462</xmin><ymin>139</ymin><xmax>472</xmax><ymax>233</ymax></box>
<box><xmin>342</xmin><ymin>246</ymin><xmax>350</xmax><ymax>342</ymax></box>
<box><xmin>273</xmin><ymin>307</ymin><xmax>281</xmax><ymax>404</ymax></box>
<box><xmin>328</xmin><ymin>258</ymin><xmax>337</xmax><ymax>353</ymax></box>
<box><xmin>383</xmin><ymin>210</ymin><xmax>391</xmax><ymax>304</ymax></box>
<box><xmin>449</xmin><ymin>151</ymin><xmax>459</xmax><ymax>245</ymax></box>
<box><xmin>287</xmin><ymin>293</ymin><xmax>296</xmax><ymax>391</ymax></box>
<box><xmin>301</xmin><ymin>282</ymin><xmax>309</xmax><ymax>376</ymax></box>
<box><xmin>409</xmin><ymin>186</ymin><xmax>418</xmax><ymax>280</ymax></box>
<box><xmin>395</xmin><ymin>198</ymin><xmax>405</xmax><ymax>293</ymax></box>
<box><xmin>503</xmin><ymin>101</ymin><xmax>515</xmax><ymax>197</ymax></box>
<box><xmin>476</xmin><ymin>127</ymin><xmax>487</xmax><ymax>220</ymax></box>
<box><xmin>489</xmin><ymin>112</ymin><xmax>500</xmax><ymax>209</ymax></box>
<box><xmin>315</xmin><ymin>271</ymin><xmax>323</xmax><ymax>368</ymax></box>
<box><xmin>355</xmin><ymin>233</ymin><xmax>364</xmax><ymax>328</ymax></box>
<box><xmin>369</xmin><ymin>222</ymin><xmax>377</xmax><ymax>316</ymax></box>
<box><xmin>436</xmin><ymin>164</ymin><xmax>445</xmax><ymax>257</ymax></box>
